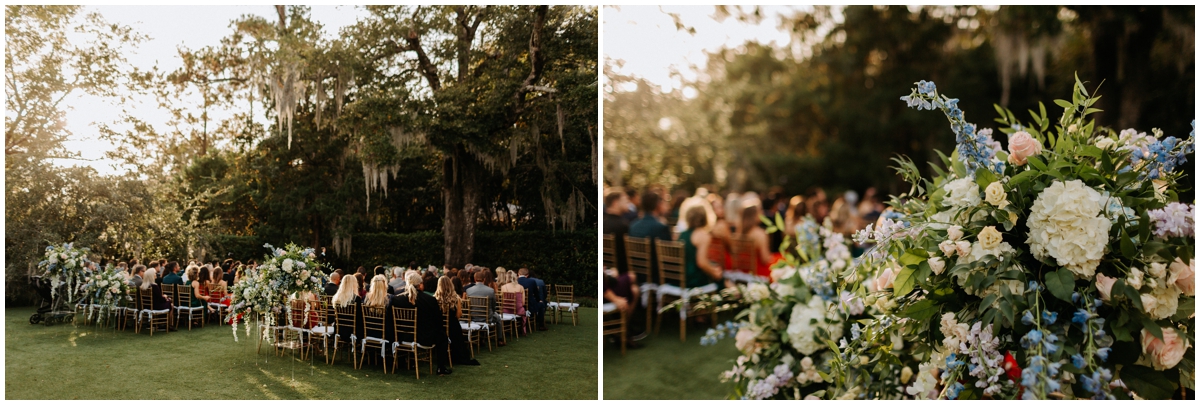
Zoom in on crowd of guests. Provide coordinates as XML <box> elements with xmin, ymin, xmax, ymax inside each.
<box><xmin>320</xmin><ymin>264</ymin><xmax>552</xmax><ymax>375</ymax></box>
<box><xmin>602</xmin><ymin>184</ymin><xmax>886</xmax><ymax>347</ymax></box>
<box><xmin>87</xmin><ymin>256</ymin><xmax>554</xmax><ymax>377</ymax></box>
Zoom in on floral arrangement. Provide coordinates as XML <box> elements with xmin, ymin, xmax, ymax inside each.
<box><xmin>226</xmin><ymin>243</ymin><xmax>325</xmax><ymax>341</ymax></box>
<box><xmin>698</xmin><ymin>217</ymin><xmax>860</xmax><ymax>399</ymax></box>
<box><xmin>836</xmin><ymin>76</ymin><xmax>1194</xmax><ymax>400</ymax></box>
<box><xmin>37</xmin><ymin>243</ymin><xmax>91</xmax><ymax>303</ymax></box>
<box><xmin>79</xmin><ymin>265</ymin><xmax>131</xmax><ymax>324</ymax></box>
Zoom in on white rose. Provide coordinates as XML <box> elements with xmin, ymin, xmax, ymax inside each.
<box><xmin>1148</xmin><ymin>262</ymin><xmax>1167</xmax><ymax>279</ymax></box>
<box><xmin>282</xmin><ymin>259</ymin><xmax>294</xmax><ymax>272</ymax></box>
<box><xmin>1142</xmin><ymin>285</ymin><xmax>1180</xmax><ymax>320</ymax></box>
<box><xmin>978</xmin><ymin>226</ymin><xmax>1002</xmax><ymax>251</ymax></box>
<box><xmin>939</xmin><ymin>240</ymin><xmax>958</xmax><ymax>257</ymax></box>
<box><xmin>984</xmin><ymin>182</ymin><xmax>1009</xmax><ymax>209</ymax></box>
<box><xmin>1128</xmin><ymin>268</ymin><xmax>1144</xmax><ymax>289</ymax></box>
<box><xmin>1026</xmin><ymin>180</ymin><xmax>1112</xmax><ymax>279</ymax></box>
<box><xmin>946</xmin><ymin>225</ymin><xmax>964</xmax><ymax>242</ymax></box>
<box><xmin>943</xmin><ymin>178</ymin><xmax>982</xmax><ymax>208</ymax></box>
<box><xmin>1095</xmin><ymin>137</ymin><xmax>1115</xmax><ymax>150</ymax></box>
<box><xmin>955</xmin><ymin>241</ymin><xmax>972</xmax><ymax>257</ymax></box>
<box><xmin>928</xmin><ymin>257</ymin><xmax>946</xmax><ymax>275</ymax></box>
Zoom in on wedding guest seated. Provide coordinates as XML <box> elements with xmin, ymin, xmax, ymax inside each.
<box><xmin>141</xmin><ymin>268</ymin><xmax>177</xmax><ymax>331</ymax></box>
<box><xmin>681</xmin><ymin>205</ymin><xmax>724</xmax><ymax>288</ymax></box>
<box><xmin>354</xmin><ymin>267</ymin><xmax>368</xmax><ymax>297</ymax></box>
<box><xmin>362</xmin><ymin>275</ymin><xmax>394</xmax><ymax>343</ymax></box>
<box><xmin>422</xmin><ymin>274</ymin><xmax>439</xmax><ymax>296</ymax></box>
<box><xmin>332</xmin><ymin>274</ymin><xmax>364</xmax><ymax>340</ymax></box>
<box><xmin>467</xmin><ymin>272</ymin><xmax>507</xmax><ymax>346</ymax></box>
<box><xmin>735</xmin><ymin>203</ymin><xmax>780</xmax><ymax>280</ymax></box>
<box><xmin>324</xmin><ymin>269</ymin><xmax>344</xmax><ymax>296</ymax></box>
<box><xmin>516</xmin><ymin>268</ymin><xmax>547</xmax><ymax>331</ymax></box>
<box><xmin>434</xmin><ymin>275</ymin><xmax>479</xmax><ymax>365</ymax></box>
<box><xmin>498</xmin><ymin>270</ymin><xmax>527</xmax><ymax>335</ymax></box>
<box><xmin>191</xmin><ymin>266</ymin><xmax>214</xmax><ymax>316</ymax></box>
<box><xmin>127</xmin><ymin>264</ymin><xmax>146</xmax><ymax>288</ymax></box>
<box><xmin>162</xmin><ymin>262</ymin><xmax>183</xmax><ymax>285</ymax></box>
<box><xmin>451</xmin><ymin>277</ymin><xmax>465</xmax><ymax>296</ymax></box>
<box><xmin>387</xmin><ymin>267</ymin><xmax>405</xmax><ymax>292</ymax></box>
<box><xmin>391</xmin><ymin>273</ymin><xmax>452</xmax><ymax>375</ymax></box>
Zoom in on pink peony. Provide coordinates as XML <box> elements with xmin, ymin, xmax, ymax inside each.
<box><xmin>1006</xmin><ymin>131</ymin><xmax>1043</xmax><ymax>166</ymax></box>
<box><xmin>1168</xmin><ymin>258</ymin><xmax>1194</xmax><ymax>297</ymax></box>
<box><xmin>1095</xmin><ymin>273</ymin><xmax>1117</xmax><ymax>301</ymax></box>
<box><xmin>1141</xmin><ymin>327</ymin><xmax>1189</xmax><ymax>370</ymax></box>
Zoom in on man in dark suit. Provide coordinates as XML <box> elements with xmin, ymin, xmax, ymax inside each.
<box><xmin>323</xmin><ymin>269</ymin><xmax>344</xmax><ymax>296</ymax></box>
<box><xmin>390</xmin><ymin>273</ymin><xmax>452</xmax><ymax>375</ymax></box>
<box><xmin>517</xmin><ymin>267</ymin><xmax>547</xmax><ymax>331</ymax></box>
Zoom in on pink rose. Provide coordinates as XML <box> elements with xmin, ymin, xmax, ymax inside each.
<box><xmin>1006</xmin><ymin>131</ymin><xmax>1043</xmax><ymax>166</ymax></box>
<box><xmin>1095</xmin><ymin>273</ymin><xmax>1117</xmax><ymax>301</ymax></box>
<box><xmin>875</xmin><ymin>267</ymin><xmax>896</xmax><ymax>291</ymax></box>
<box><xmin>1141</xmin><ymin>327</ymin><xmax>1189</xmax><ymax>370</ymax></box>
<box><xmin>1168</xmin><ymin>258</ymin><xmax>1194</xmax><ymax>297</ymax></box>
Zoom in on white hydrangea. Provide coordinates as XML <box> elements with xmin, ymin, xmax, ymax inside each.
<box><xmin>943</xmin><ymin>177</ymin><xmax>982</xmax><ymax>208</ymax></box>
<box><xmin>1026</xmin><ymin>180</ymin><xmax>1112</xmax><ymax>279</ymax></box>
<box><xmin>282</xmin><ymin>258</ymin><xmax>294</xmax><ymax>272</ymax></box>
<box><xmin>745</xmin><ymin>283</ymin><xmax>771</xmax><ymax>302</ymax></box>
<box><xmin>787</xmin><ymin>295</ymin><xmax>843</xmax><ymax>355</ymax></box>
<box><xmin>1141</xmin><ymin>285</ymin><xmax>1181</xmax><ymax>320</ymax></box>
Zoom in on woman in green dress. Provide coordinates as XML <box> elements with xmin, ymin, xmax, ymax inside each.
<box><xmin>679</xmin><ymin>205</ymin><xmax>724</xmax><ymax>288</ymax></box>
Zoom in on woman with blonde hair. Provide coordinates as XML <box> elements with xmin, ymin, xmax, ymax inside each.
<box><xmin>142</xmin><ymin>268</ymin><xmax>176</xmax><ymax>330</ymax></box>
<box><xmin>364</xmin><ymin>275</ymin><xmax>391</xmax><ymax>308</ymax></box>
<box><xmin>332</xmin><ymin>273</ymin><xmax>362</xmax><ymax>308</ymax></box>
<box><xmin>498</xmin><ymin>269</ymin><xmax>527</xmax><ymax>335</ymax></box>
<box><xmin>435</xmin><ymin>275</ymin><xmax>480</xmax><ymax>365</ymax></box>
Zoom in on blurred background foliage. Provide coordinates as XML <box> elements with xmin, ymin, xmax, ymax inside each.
<box><xmin>605</xmin><ymin>5</ymin><xmax>1194</xmax><ymax>200</ymax></box>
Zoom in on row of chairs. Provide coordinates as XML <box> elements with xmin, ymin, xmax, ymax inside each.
<box><xmin>262</xmin><ymin>285</ymin><xmax>578</xmax><ymax>379</ymax></box>
<box><xmin>603</xmin><ymin>235</ymin><xmax>725</xmax><ymax>343</ymax></box>
<box><xmin>75</xmin><ymin>283</ymin><xmax>246</xmax><ymax>335</ymax></box>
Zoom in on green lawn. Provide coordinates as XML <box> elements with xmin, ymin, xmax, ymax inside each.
<box><xmin>6</xmin><ymin>307</ymin><xmax>598</xmax><ymax>400</ymax></box>
<box><xmin>602</xmin><ymin>310</ymin><xmax>739</xmax><ymax>400</ymax></box>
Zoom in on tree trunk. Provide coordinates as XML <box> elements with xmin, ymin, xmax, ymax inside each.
<box><xmin>442</xmin><ymin>145</ymin><xmax>480</xmax><ymax>268</ymax></box>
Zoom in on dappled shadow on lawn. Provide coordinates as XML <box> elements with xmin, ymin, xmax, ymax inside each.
<box><xmin>6</xmin><ymin>307</ymin><xmax>598</xmax><ymax>399</ymax></box>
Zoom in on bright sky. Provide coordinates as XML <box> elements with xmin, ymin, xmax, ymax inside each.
<box><xmin>51</xmin><ymin>5</ymin><xmax>370</xmax><ymax>175</ymax></box>
<box><xmin>603</xmin><ymin>5</ymin><xmax>806</xmax><ymax>96</ymax></box>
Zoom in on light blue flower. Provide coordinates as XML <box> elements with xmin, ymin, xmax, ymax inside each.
<box><xmin>1096</xmin><ymin>347</ymin><xmax>1111</xmax><ymax>362</ymax></box>
<box><xmin>1042</xmin><ymin>310</ymin><xmax>1058</xmax><ymax>325</ymax></box>
<box><xmin>1071</xmin><ymin>353</ymin><xmax>1087</xmax><ymax>369</ymax></box>
<box><xmin>1021</xmin><ymin>310</ymin><xmax>1035</xmax><ymax>325</ymax></box>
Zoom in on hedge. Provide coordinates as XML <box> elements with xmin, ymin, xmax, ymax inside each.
<box><xmin>212</xmin><ymin>230</ymin><xmax>597</xmax><ymax>297</ymax></box>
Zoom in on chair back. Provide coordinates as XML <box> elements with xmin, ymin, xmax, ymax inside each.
<box><xmin>708</xmin><ymin>236</ymin><xmax>729</xmax><ymax>268</ymax></box>
<box><xmin>501</xmin><ymin>291</ymin><xmax>521</xmax><ymax>314</ymax></box>
<box><xmin>361</xmin><ymin>305</ymin><xmax>388</xmax><ymax>339</ymax></box>
<box><xmin>161</xmin><ymin>284</ymin><xmax>176</xmax><ymax>306</ymax></box>
<box><xmin>392</xmin><ymin>307</ymin><xmax>418</xmax><ymax>344</ymax></box>
<box><xmin>554</xmin><ymin>285</ymin><xmax>574</xmax><ymax>305</ymax></box>
<box><xmin>137</xmin><ymin>286</ymin><xmax>153</xmax><ymax>310</ymax></box>
<box><xmin>624</xmin><ymin>236</ymin><xmax>653</xmax><ymax>284</ymax></box>
<box><xmin>207</xmin><ymin>283</ymin><xmax>227</xmax><ymax>302</ymax></box>
<box><xmin>657</xmin><ymin>240</ymin><xmax>686</xmax><ymax>288</ymax></box>
<box><xmin>466</xmin><ymin>296</ymin><xmax>490</xmax><ymax>323</ymax></box>
<box><xmin>602</xmin><ymin>234</ymin><xmax>617</xmax><ymax>269</ymax></box>
<box><xmin>319</xmin><ymin>295</ymin><xmax>335</xmax><ymax>324</ymax></box>
<box><xmin>334</xmin><ymin>303</ymin><xmax>357</xmax><ymax>334</ymax></box>
<box><xmin>728</xmin><ymin>236</ymin><xmax>757</xmax><ymax>274</ymax></box>
<box><xmin>177</xmin><ymin>283</ymin><xmax>194</xmax><ymax>306</ymax></box>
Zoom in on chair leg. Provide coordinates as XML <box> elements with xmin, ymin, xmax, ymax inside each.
<box><xmin>680</xmin><ymin>317</ymin><xmax>686</xmax><ymax>343</ymax></box>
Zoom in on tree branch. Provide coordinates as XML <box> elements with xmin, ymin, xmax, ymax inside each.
<box><xmin>405</xmin><ymin>8</ymin><xmax>441</xmax><ymax>91</ymax></box>
<box><xmin>513</xmin><ymin>6</ymin><xmax>549</xmax><ymax>112</ymax></box>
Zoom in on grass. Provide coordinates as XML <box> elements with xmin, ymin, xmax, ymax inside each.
<box><xmin>5</xmin><ymin>306</ymin><xmax>597</xmax><ymax>400</ymax></box>
<box><xmin>602</xmin><ymin>310</ymin><xmax>739</xmax><ymax>400</ymax></box>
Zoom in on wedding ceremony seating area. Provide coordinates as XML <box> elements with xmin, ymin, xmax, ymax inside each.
<box><xmin>12</xmin><ymin>251</ymin><xmax>597</xmax><ymax>399</ymax></box>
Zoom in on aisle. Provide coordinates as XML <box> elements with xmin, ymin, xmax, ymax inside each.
<box><xmin>602</xmin><ymin>311</ymin><xmax>739</xmax><ymax>399</ymax></box>
<box><xmin>5</xmin><ymin>307</ymin><xmax>597</xmax><ymax>400</ymax></box>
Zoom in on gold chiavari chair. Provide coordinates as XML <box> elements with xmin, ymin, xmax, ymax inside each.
<box><xmin>359</xmin><ymin>305</ymin><xmax>391</xmax><ymax>373</ymax></box>
<box><xmin>175</xmin><ymin>283</ymin><xmax>205</xmax><ymax>330</ymax></box>
<box><xmin>602</xmin><ymin>302</ymin><xmax>627</xmax><ymax>356</ymax></box>
<box><xmin>625</xmin><ymin>236</ymin><xmax>657</xmax><ymax>333</ymax></box>
<box><xmin>137</xmin><ymin>286</ymin><xmax>171</xmax><ymax>336</ymax></box>
<box><xmin>550</xmin><ymin>285</ymin><xmax>579</xmax><ymax>326</ymax></box>
<box><xmin>332</xmin><ymin>304</ymin><xmax>359</xmax><ymax>368</ymax></box>
<box><xmin>466</xmin><ymin>296</ymin><xmax>495</xmax><ymax>352</ymax></box>
<box><xmin>391</xmin><ymin>307</ymin><xmax>435</xmax><ymax>379</ymax></box>
<box><xmin>602</xmin><ymin>234</ymin><xmax>617</xmax><ymax>269</ymax></box>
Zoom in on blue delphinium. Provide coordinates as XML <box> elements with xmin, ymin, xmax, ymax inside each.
<box><xmin>1041</xmin><ymin>310</ymin><xmax>1058</xmax><ymax>325</ymax></box>
<box><xmin>1130</xmin><ymin>127</ymin><xmax>1196</xmax><ymax>181</ymax></box>
<box><xmin>900</xmin><ymin>80</ymin><xmax>1004</xmax><ymax>176</ymax></box>
<box><xmin>946</xmin><ymin>381</ymin><xmax>966</xmax><ymax>400</ymax></box>
<box><xmin>1021</xmin><ymin>310</ymin><xmax>1036</xmax><ymax>325</ymax></box>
